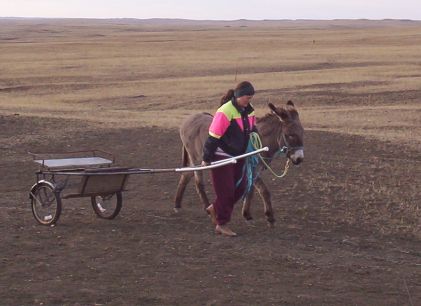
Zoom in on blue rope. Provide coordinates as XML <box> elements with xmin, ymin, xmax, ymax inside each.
<box><xmin>235</xmin><ymin>133</ymin><xmax>289</xmax><ymax>199</ymax></box>
<box><xmin>244</xmin><ymin>141</ymin><xmax>260</xmax><ymax>197</ymax></box>
<box><xmin>236</xmin><ymin>140</ymin><xmax>260</xmax><ymax>199</ymax></box>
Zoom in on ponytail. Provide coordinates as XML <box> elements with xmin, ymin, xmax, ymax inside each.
<box><xmin>220</xmin><ymin>89</ymin><xmax>235</xmax><ymax>106</ymax></box>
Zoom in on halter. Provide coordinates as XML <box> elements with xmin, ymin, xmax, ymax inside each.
<box><xmin>247</xmin><ymin>111</ymin><xmax>303</xmax><ymax>179</ymax></box>
<box><xmin>281</xmin><ymin>132</ymin><xmax>304</xmax><ymax>154</ymax></box>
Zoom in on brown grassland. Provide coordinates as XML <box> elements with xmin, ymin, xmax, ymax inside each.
<box><xmin>0</xmin><ymin>18</ymin><xmax>420</xmax><ymax>305</ymax></box>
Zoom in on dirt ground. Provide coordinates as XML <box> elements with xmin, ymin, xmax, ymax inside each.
<box><xmin>0</xmin><ymin>113</ymin><xmax>420</xmax><ymax>306</ymax></box>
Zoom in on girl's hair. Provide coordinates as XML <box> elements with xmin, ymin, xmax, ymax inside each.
<box><xmin>220</xmin><ymin>81</ymin><xmax>254</xmax><ymax>106</ymax></box>
<box><xmin>220</xmin><ymin>89</ymin><xmax>235</xmax><ymax>106</ymax></box>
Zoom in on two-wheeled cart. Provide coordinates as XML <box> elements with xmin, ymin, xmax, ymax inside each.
<box><xmin>28</xmin><ymin>147</ymin><xmax>268</xmax><ymax>226</ymax></box>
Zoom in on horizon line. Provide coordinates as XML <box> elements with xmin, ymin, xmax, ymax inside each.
<box><xmin>1</xmin><ymin>16</ymin><xmax>420</xmax><ymax>22</ymax></box>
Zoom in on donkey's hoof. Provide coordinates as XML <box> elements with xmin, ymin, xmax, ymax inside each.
<box><xmin>245</xmin><ymin>219</ymin><xmax>256</xmax><ymax>227</ymax></box>
<box><xmin>173</xmin><ymin>207</ymin><xmax>181</xmax><ymax>213</ymax></box>
<box><xmin>267</xmin><ymin>221</ymin><xmax>275</xmax><ymax>228</ymax></box>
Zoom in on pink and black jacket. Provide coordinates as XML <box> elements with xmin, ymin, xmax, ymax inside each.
<box><xmin>203</xmin><ymin>98</ymin><xmax>256</xmax><ymax>163</ymax></box>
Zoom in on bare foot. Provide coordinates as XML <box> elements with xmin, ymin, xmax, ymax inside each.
<box><xmin>206</xmin><ymin>204</ymin><xmax>217</xmax><ymax>225</ymax></box>
<box><xmin>215</xmin><ymin>224</ymin><xmax>237</xmax><ymax>237</ymax></box>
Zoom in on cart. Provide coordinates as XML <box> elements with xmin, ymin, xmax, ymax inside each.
<box><xmin>29</xmin><ymin>150</ymin><xmax>130</xmax><ymax>225</ymax></box>
<box><xmin>28</xmin><ymin>147</ymin><xmax>269</xmax><ymax>226</ymax></box>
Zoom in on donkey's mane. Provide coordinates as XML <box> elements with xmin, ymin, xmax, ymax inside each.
<box><xmin>256</xmin><ymin>113</ymin><xmax>281</xmax><ymax>136</ymax></box>
<box><xmin>256</xmin><ymin>112</ymin><xmax>277</xmax><ymax>124</ymax></box>
<box><xmin>256</xmin><ymin>106</ymin><xmax>300</xmax><ymax>135</ymax></box>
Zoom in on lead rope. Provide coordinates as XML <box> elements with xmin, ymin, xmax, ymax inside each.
<box><xmin>249</xmin><ymin>132</ymin><xmax>290</xmax><ymax>178</ymax></box>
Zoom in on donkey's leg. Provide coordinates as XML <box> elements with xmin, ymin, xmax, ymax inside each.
<box><xmin>194</xmin><ymin>171</ymin><xmax>210</xmax><ymax>210</ymax></box>
<box><xmin>254</xmin><ymin>177</ymin><xmax>275</xmax><ymax>226</ymax></box>
<box><xmin>242</xmin><ymin>187</ymin><xmax>255</xmax><ymax>221</ymax></box>
<box><xmin>174</xmin><ymin>172</ymin><xmax>194</xmax><ymax>212</ymax></box>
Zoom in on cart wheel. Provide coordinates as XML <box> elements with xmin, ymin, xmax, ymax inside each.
<box><xmin>31</xmin><ymin>182</ymin><xmax>62</xmax><ymax>226</ymax></box>
<box><xmin>91</xmin><ymin>192</ymin><xmax>122</xmax><ymax>219</ymax></box>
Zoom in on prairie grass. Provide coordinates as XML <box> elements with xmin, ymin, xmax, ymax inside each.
<box><xmin>1</xmin><ymin>19</ymin><xmax>420</xmax><ymax>150</ymax></box>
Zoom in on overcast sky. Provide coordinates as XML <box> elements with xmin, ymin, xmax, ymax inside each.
<box><xmin>1</xmin><ymin>0</ymin><xmax>420</xmax><ymax>20</ymax></box>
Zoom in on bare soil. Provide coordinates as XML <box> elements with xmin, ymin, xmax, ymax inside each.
<box><xmin>0</xmin><ymin>114</ymin><xmax>420</xmax><ymax>306</ymax></box>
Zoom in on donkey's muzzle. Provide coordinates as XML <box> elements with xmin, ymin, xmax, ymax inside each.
<box><xmin>292</xmin><ymin>157</ymin><xmax>303</xmax><ymax>165</ymax></box>
<box><xmin>290</xmin><ymin>149</ymin><xmax>304</xmax><ymax>165</ymax></box>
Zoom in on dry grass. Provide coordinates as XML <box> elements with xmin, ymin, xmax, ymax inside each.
<box><xmin>0</xmin><ymin>23</ymin><xmax>420</xmax><ymax>150</ymax></box>
<box><xmin>1</xmin><ymin>19</ymin><xmax>420</xmax><ymax>151</ymax></box>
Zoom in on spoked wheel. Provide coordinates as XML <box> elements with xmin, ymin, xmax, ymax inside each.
<box><xmin>31</xmin><ymin>182</ymin><xmax>62</xmax><ymax>226</ymax></box>
<box><xmin>91</xmin><ymin>192</ymin><xmax>122</xmax><ymax>219</ymax></box>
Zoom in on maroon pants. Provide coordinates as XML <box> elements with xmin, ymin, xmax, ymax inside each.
<box><xmin>210</xmin><ymin>156</ymin><xmax>247</xmax><ymax>225</ymax></box>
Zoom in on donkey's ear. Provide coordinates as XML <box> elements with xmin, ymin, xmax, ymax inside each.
<box><xmin>269</xmin><ymin>102</ymin><xmax>290</xmax><ymax>121</ymax></box>
<box><xmin>278</xmin><ymin>108</ymin><xmax>290</xmax><ymax>121</ymax></box>
<box><xmin>287</xmin><ymin>100</ymin><xmax>294</xmax><ymax>107</ymax></box>
<box><xmin>268</xmin><ymin>102</ymin><xmax>277</xmax><ymax>112</ymax></box>
<box><xmin>269</xmin><ymin>104</ymin><xmax>290</xmax><ymax>121</ymax></box>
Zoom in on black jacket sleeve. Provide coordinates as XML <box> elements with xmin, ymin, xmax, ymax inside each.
<box><xmin>202</xmin><ymin>135</ymin><xmax>220</xmax><ymax>163</ymax></box>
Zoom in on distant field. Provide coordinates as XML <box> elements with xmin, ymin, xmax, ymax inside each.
<box><xmin>0</xmin><ymin>18</ymin><xmax>420</xmax><ymax>149</ymax></box>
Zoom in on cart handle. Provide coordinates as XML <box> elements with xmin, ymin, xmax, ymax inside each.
<box><xmin>38</xmin><ymin>147</ymin><xmax>269</xmax><ymax>176</ymax></box>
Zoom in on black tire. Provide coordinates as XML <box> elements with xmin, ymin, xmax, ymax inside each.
<box><xmin>91</xmin><ymin>192</ymin><xmax>122</xmax><ymax>219</ymax></box>
<box><xmin>31</xmin><ymin>182</ymin><xmax>62</xmax><ymax>226</ymax></box>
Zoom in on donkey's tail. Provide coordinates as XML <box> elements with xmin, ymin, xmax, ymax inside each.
<box><xmin>181</xmin><ymin>145</ymin><xmax>189</xmax><ymax>167</ymax></box>
<box><xmin>174</xmin><ymin>145</ymin><xmax>191</xmax><ymax>211</ymax></box>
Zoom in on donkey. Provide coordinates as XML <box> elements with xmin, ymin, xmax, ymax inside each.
<box><xmin>174</xmin><ymin>101</ymin><xmax>304</xmax><ymax>226</ymax></box>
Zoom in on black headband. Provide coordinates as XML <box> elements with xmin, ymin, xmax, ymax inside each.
<box><xmin>234</xmin><ymin>84</ymin><xmax>255</xmax><ymax>98</ymax></box>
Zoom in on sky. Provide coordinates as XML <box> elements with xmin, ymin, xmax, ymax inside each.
<box><xmin>1</xmin><ymin>0</ymin><xmax>420</xmax><ymax>20</ymax></box>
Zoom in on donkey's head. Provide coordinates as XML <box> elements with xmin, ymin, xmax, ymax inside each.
<box><xmin>268</xmin><ymin>101</ymin><xmax>304</xmax><ymax>165</ymax></box>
